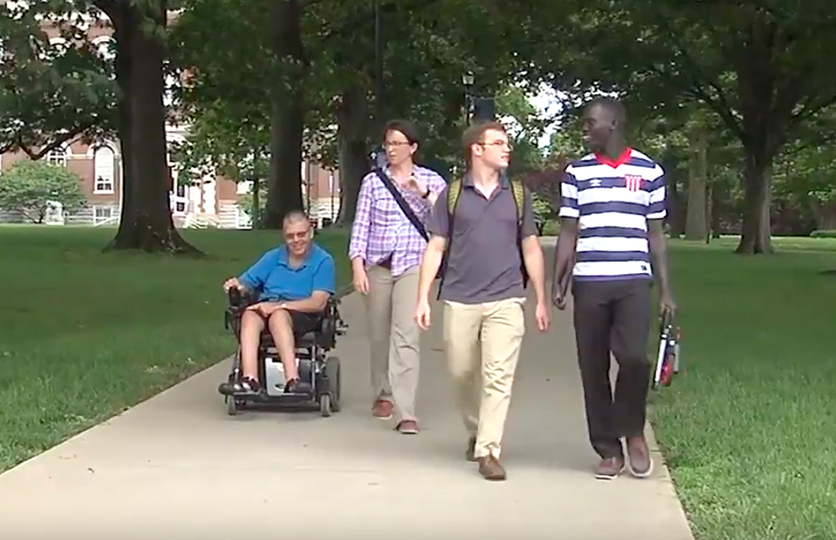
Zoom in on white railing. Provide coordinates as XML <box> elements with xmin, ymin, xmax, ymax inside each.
<box><xmin>93</xmin><ymin>214</ymin><xmax>119</xmax><ymax>227</ymax></box>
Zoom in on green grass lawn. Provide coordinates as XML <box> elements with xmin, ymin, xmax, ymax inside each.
<box><xmin>0</xmin><ymin>226</ymin><xmax>350</xmax><ymax>473</ymax></box>
<box><xmin>651</xmin><ymin>236</ymin><xmax>836</xmax><ymax>540</ymax></box>
<box><xmin>3</xmin><ymin>224</ymin><xmax>836</xmax><ymax>540</ymax></box>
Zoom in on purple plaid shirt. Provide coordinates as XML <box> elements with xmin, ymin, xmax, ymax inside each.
<box><xmin>349</xmin><ymin>165</ymin><xmax>447</xmax><ymax>277</ymax></box>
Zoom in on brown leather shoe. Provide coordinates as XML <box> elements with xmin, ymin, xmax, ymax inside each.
<box><xmin>626</xmin><ymin>436</ymin><xmax>653</xmax><ymax>478</ymax></box>
<box><xmin>465</xmin><ymin>436</ymin><xmax>477</xmax><ymax>462</ymax></box>
<box><xmin>371</xmin><ymin>399</ymin><xmax>393</xmax><ymax>420</ymax></box>
<box><xmin>396</xmin><ymin>420</ymin><xmax>418</xmax><ymax>434</ymax></box>
<box><xmin>477</xmin><ymin>455</ymin><xmax>507</xmax><ymax>481</ymax></box>
<box><xmin>594</xmin><ymin>456</ymin><xmax>625</xmax><ymax>480</ymax></box>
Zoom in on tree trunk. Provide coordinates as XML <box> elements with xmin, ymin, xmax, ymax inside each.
<box><xmin>101</xmin><ymin>1</ymin><xmax>201</xmax><ymax>255</ymax></box>
<box><xmin>814</xmin><ymin>200</ymin><xmax>836</xmax><ymax>230</ymax></box>
<box><xmin>710</xmin><ymin>183</ymin><xmax>721</xmax><ymax>238</ymax></box>
<box><xmin>335</xmin><ymin>84</ymin><xmax>370</xmax><ymax>226</ymax></box>
<box><xmin>735</xmin><ymin>155</ymin><xmax>774</xmax><ymax>254</ymax></box>
<box><xmin>684</xmin><ymin>126</ymin><xmax>708</xmax><ymax>241</ymax></box>
<box><xmin>263</xmin><ymin>0</ymin><xmax>306</xmax><ymax>229</ymax></box>
<box><xmin>660</xmin><ymin>151</ymin><xmax>684</xmax><ymax>238</ymax></box>
<box><xmin>251</xmin><ymin>176</ymin><xmax>261</xmax><ymax>228</ymax></box>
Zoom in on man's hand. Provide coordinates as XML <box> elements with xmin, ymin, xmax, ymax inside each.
<box><xmin>551</xmin><ymin>218</ymin><xmax>578</xmax><ymax>311</ymax></box>
<box><xmin>535</xmin><ymin>301</ymin><xmax>551</xmax><ymax>331</ymax></box>
<box><xmin>551</xmin><ymin>268</ymin><xmax>571</xmax><ymax>310</ymax></box>
<box><xmin>223</xmin><ymin>277</ymin><xmax>242</xmax><ymax>292</ymax></box>
<box><xmin>660</xmin><ymin>291</ymin><xmax>677</xmax><ymax>321</ymax></box>
<box><xmin>415</xmin><ymin>298</ymin><xmax>432</xmax><ymax>330</ymax></box>
<box><xmin>247</xmin><ymin>302</ymin><xmax>285</xmax><ymax>318</ymax></box>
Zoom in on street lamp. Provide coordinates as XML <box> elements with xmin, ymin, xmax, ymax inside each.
<box><xmin>371</xmin><ymin>0</ymin><xmax>386</xmax><ymax>170</ymax></box>
<box><xmin>462</xmin><ymin>71</ymin><xmax>474</xmax><ymax>125</ymax></box>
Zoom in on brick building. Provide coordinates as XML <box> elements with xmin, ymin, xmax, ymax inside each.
<box><xmin>0</xmin><ymin>9</ymin><xmax>341</xmax><ymax>228</ymax></box>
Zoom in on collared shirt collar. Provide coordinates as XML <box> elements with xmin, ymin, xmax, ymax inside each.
<box><xmin>277</xmin><ymin>244</ymin><xmax>313</xmax><ymax>269</ymax></box>
<box><xmin>462</xmin><ymin>171</ymin><xmax>510</xmax><ymax>188</ymax></box>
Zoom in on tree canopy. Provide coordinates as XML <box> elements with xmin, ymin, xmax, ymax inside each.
<box><xmin>2</xmin><ymin>0</ymin><xmax>834</xmax><ymax>252</ymax></box>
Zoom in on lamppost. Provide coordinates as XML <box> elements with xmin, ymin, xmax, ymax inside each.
<box><xmin>462</xmin><ymin>70</ymin><xmax>474</xmax><ymax>125</ymax></box>
<box><xmin>371</xmin><ymin>0</ymin><xmax>385</xmax><ymax>171</ymax></box>
<box><xmin>374</xmin><ymin>0</ymin><xmax>383</xmax><ymax>127</ymax></box>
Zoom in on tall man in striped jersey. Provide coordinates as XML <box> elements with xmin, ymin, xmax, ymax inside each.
<box><xmin>552</xmin><ymin>97</ymin><xmax>677</xmax><ymax>481</ymax></box>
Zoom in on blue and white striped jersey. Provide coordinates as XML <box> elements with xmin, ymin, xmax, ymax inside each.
<box><xmin>559</xmin><ymin>148</ymin><xmax>666</xmax><ymax>282</ymax></box>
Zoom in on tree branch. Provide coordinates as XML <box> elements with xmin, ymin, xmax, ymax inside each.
<box><xmin>645</xmin><ymin>62</ymin><xmax>743</xmax><ymax>141</ymax></box>
<box><xmin>13</xmin><ymin>123</ymin><xmax>96</xmax><ymax>161</ymax></box>
<box><xmin>320</xmin><ymin>0</ymin><xmax>443</xmax><ymax>45</ymax></box>
<box><xmin>651</xmin><ymin>12</ymin><xmax>744</xmax><ymax>140</ymax></box>
<box><xmin>790</xmin><ymin>92</ymin><xmax>836</xmax><ymax>129</ymax></box>
<box><xmin>91</xmin><ymin>0</ymin><xmax>118</xmax><ymax>21</ymax></box>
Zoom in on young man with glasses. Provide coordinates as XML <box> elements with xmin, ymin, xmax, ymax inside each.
<box><xmin>415</xmin><ymin>121</ymin><xmax>551</xmax><ymax>481</ymax></box>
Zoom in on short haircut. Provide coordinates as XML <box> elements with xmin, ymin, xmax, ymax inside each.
<box><xmin>587</xmin><ymin>96</ymin><xmax>627</xmax><ymax>128</ymax></box>
<box><xmin>283</xmin><ymin>210</ymin><xmax>310</xmax><ymax>228</ymax></box>
<box><xmin>383</xmin><ymin>119</ymin><xmax>421</xmax><ymax>146</ymax></box>
<box><xmin>462</xmin><ymin>120</ymin><xmax>507</xmax><ymax>167</ymax></box>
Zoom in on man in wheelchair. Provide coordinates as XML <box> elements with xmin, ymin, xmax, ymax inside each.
<box><xmin>219</xmin><ymin>211</ymin><xmax>336</xmax><ymax>397</ymax></box>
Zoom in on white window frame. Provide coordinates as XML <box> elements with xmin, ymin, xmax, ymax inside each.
<box><xmin>93</xmin><ymin>146</ymin><xmax>116</xmax><ymax>194</ymax></box>
<box><xmin>93</xmin><ymin>205</ymin><xmax>113</xmax><ymax>225</ymax></box>
<box><xmin>45</xmin><ymin>147</ymin><xmax>68</xmax><ymax>167</ymax></box>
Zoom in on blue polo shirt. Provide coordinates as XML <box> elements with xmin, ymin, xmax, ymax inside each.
<box><xmin>238</xmin><ymin>243</ymin><xmax>336</xmax><ymax>302</ymax></box>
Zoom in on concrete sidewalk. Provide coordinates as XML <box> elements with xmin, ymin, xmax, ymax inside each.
<box><xmin>0</xmin><ymin>249</ymin><xmax>694</xmax><ymax>540</ymax></box>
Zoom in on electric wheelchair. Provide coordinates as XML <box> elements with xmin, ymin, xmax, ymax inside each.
<box><xmin>219</xmin><ymin>287</ymin><xmax>347</xmax><ymax>417</ymax></box>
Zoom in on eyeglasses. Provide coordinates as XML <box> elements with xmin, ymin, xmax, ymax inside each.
<box><xmin>284</xmin><ymin>231</ymin><xmax>310</xmax><ymax>240</ymax></box>
<box><xmin>384</xmin><ymin>141</ymin><xmax>412</xmax><ymax>148</ymax></box>
<box><xmin>479</xmin><ymin>141</ymin><xmax>513</xmax><ymax>150</ymax></box>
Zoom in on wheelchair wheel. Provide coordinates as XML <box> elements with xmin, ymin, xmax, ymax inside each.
<box><xmin>320</xmin><ymin>394</ymin><xmax>332</xmax><ymax>417</ymax></box>
<box><xmin>325</xmin><ymin>356</ymin><xmax>342</xmax><ymax>413</ymax></box>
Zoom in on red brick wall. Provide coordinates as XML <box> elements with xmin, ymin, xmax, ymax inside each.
<box><xmin>216</xmin><ymin>176</ymin><xmax>239</xmax><ymax>202</ymax></box>
<box><xmin>0</xmin><ymin>141</ymin><xmax>121</xmax><ymax>207</ymax></box>
<box><xmin>306</xmin><ymin>164</ymin><xmax>340</xmax><ymax>199</ymax></box>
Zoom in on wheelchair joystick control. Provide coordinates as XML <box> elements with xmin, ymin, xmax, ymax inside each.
<box><xmin>228</xmin><ymin>287</ymin><xmax>242</xmax><ymax>306</ymax></box>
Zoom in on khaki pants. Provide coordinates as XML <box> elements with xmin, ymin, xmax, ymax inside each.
<box><xmin>365</xmin><ymin>265</ymin><xmax>421</xmax><ymax>422</ymax></box>
<box><xmin>443</xmin><ymin>298</ymin><xmax>526</xmax><ymax>459</ymax></box>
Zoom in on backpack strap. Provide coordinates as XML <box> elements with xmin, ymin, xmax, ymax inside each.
<box><xmin>510</xmin><ymin>178</ymin><xmax>530</xmax><ymax>289</ymax></box>
<box><xmin>437</xmin><ymin>179</ymin><xmax>464</xmax><ymax>300</ymax></box>
<box><xmin>511</xmin><ymin>178</ymin><xmax>525</xmax><ymax>225</ymax></box>
<box><xmin>447</xmin><ymin>178</ymin><xmax>463</xmax><ymax>217</ymax></box>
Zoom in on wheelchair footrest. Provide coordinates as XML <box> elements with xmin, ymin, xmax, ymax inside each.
<box><xmin>218</xmin><ymin>384</ymin><xmax>257</xmax><ymax>397</ymax></box>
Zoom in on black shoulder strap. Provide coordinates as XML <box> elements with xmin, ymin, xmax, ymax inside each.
<box><xmin>373</xmin><ymin>168</ymin><xmax>429</xmax><ymax>241</ymax></box>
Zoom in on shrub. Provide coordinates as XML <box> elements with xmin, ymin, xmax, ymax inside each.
<box><xmin>0</xmin><ymin>160</ymin><xmax>87</xmax><ymax>223</ymax></box>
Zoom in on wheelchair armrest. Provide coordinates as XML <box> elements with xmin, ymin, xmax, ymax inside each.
<box><xmin>315</xmin><ymin>297</ymin><xmax>347</xmax><ymax>346</ymax></box>
<box><xmin>329</xmin><ymin>298</ymin><xmax>348</xmax><ymax>335</ymax></box>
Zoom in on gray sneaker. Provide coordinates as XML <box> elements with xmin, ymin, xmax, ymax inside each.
<box><xmin>595</xmin><ymin>456</ymin><xmax>626</xmax><ymax>480</ymax></box>
<box><xmin>626</xmin><ymin>436</ymin><xmax>653</xmax><ymax>478</ymax></box>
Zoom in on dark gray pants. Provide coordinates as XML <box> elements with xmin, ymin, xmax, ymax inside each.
<box><xmin>572</xmin><ymin>279</ymin><xmax>652</xmax><ymax>460</ymax></box>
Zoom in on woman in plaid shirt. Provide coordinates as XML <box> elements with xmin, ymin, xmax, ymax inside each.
<box><xmin>348</xmin><ymin>119</ymin><xmax>447</xmax><ymax>434</ymax></box>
